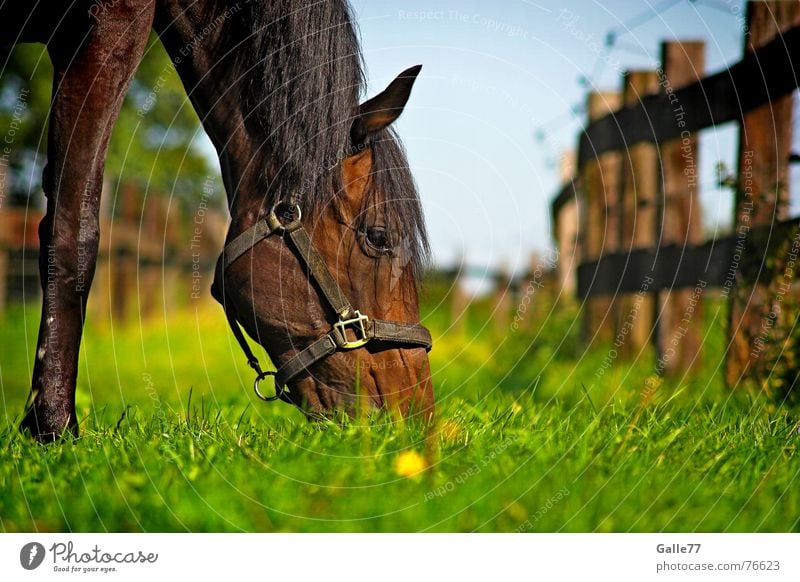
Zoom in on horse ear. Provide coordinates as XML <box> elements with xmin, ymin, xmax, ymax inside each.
<box><xmin>350</xmin><ymin>65</ymin><xmax>422</xmax><ymax>147</ymax></box>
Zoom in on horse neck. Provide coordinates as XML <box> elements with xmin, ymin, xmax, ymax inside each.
<box><xmin>154</xmin><ymin>0</ymin><xmax>267</xmax><ymax>236</ymax></box>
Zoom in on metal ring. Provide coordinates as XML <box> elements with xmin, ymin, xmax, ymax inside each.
<box><xmin>254</xmin><ymin>370</ymin><xmax>284</xmax><ymax>402</ymax></box>
<box><xmin>270</xmin><ymin>201</ymin><xmax>302</xmax><ymax>224</ymax></box>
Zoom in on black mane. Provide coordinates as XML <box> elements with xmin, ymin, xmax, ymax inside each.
<box><xmin>231</xmin><ymin>0</ymin><xmax>429</xmax><ymax>273</ymax></box>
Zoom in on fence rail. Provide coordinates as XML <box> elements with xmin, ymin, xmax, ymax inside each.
<box><xmin>576</xmin><ymin>24</ymin><xmax>800</xmax><ymax>165</ymax></box>
<box><xmin>0</xmin><ymin>190</ymin><xmax>225</xmax><ymax>318</ymax></box>
<box><xmin>577</xmin><ymin>217</ymin><xmax>800</xmax><ymax>298</ymax></box>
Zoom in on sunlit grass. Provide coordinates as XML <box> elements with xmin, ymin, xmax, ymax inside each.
<box><xmin>1</xmin><ymin>290</ymin><xmax>798</xmax><ymax>532</ymax></box>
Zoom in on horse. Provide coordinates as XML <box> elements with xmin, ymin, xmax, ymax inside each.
<box><xmin>3</xmin><ymin>0</ymin><xmax>435</xmax><ymax>441</ymax></box>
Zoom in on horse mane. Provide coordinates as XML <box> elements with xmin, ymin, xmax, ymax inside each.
<box><xmin>226</xmin><ymin>0</ymin><xmax>429</xmax><ymax>274</ymax></box>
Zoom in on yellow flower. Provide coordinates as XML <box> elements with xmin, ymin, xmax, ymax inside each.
<box><xmin>394</xmin><ymin>450</ymin><xmax>426</xmax><ymax>477</ymax></box>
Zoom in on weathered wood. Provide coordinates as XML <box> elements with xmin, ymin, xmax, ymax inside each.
<box><xmin>658</xmin><ymin>40</ymin><xmax>706</xmax><ymax>375</ymax></box>
<box><xmin>555</xmin><ymin>196</ymin><xmax>579</xmax><ymax>298</ymax></box>
<box><xmin>576</xmin><ymin>23</ymin><xmax>800</xmax><ymax>167</ymax></box>
<box><xmin>110</xmin><ymin>181</ymin><xmax>141</xmax><ymax>322</ymax></box>
<box><xmin>449</xmin><ymin>261</ymin><xmax>468</xmax><ymax>333</ymax></box>
<box><xmin>138</xmin><ymin>193</ymin><xmax>163</xmax><ymax>319</ymax></box>
<box><xmin>552</xmin><ymin>151</ymin><xmax>579</xmax><ymax>298</ymax></box>
<box><xmin>618</xmin><ymin>70</ymin><xmax>660</xmax><ymax>356</ymax></box>
<box><xmin>519</xmin><ymin>252</ymin><xmax>553</xmax><ymax>330</ymax></box>
<box><xmin>1</xmin><ymin>208</ymin><xmax>44</xmax><ymax>312</ymax></box>
<box><xmin>492</xmin><ymin>265</ymin><xmax>511</xmax><ymax>332</ymax></box>
<box><xmin>163</xmin><ymin>196</ymin><xmax>182</xmax><ymax>312</ymax></box>
<box><xmin>577</xmin><ymin>216</ymin><xmax>800</xmax><ymax>298</ymax></box>
<box><xmin>551</xmin><ymin>179</ymin><xmax>578</xmax><ymax>222</ymax></box>
<box><xmin>582</xmin><ymin>91</ymin><xmax>621</xmax><ymax>343</ymax></box>
<box><xmin>727</xmin><ymin>1</ymin><xmax>800</xmax><ymax>391</ymax></box>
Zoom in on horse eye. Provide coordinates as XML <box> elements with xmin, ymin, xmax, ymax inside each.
<box><xmin>365</xmin><ymin>226</ymin><xmax>391</xmax><ymax>252</ymax></box>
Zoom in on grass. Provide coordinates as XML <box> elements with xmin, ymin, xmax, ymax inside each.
<box><xmin>0</xmin><ymin>286</ymin><xmax>799</xmax><ymax>532</ymax></box>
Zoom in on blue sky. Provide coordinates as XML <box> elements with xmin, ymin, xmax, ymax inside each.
<box><xmin>347</xmin><ymin>0</ymin><xmax>752</xmax><ymax>272</ymax></box>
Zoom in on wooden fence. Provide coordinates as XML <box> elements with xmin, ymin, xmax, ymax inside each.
<box><xmin>0</xmin><ymin>181</ymin><xmax>225</xmax><ymax>320</ymax></box>
<box><xmin>551</xmin><ymin>1</ymin><xmax>800</xmax><ymax>389</ymax></box>
<box><xmin>438</xmin><ymin>256</ymin><xmax>558</xmax><ymax>334</ymax></box>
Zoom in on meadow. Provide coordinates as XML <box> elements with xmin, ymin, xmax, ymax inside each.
<box><xmin>1</xmin><ymin>282</ymin><xmax>798</xmax><ymax>532</ymax></box>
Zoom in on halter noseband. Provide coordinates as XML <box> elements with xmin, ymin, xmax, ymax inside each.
<box><xmin>214</xmin><ymin>201</ymin><xmax>432</xmax><ymax>405</ymax></box>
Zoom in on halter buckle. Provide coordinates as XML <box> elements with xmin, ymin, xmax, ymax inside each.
<box><xmin>333</xmin><ymin>310</ymin><xmax>371</xmax><ymax>349</ymax></box>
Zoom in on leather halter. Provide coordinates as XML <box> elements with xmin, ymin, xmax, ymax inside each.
<box><xmin>214</xmin><ymin>202</ymin><xmax>432</xmax><ymax>405</ymax></box>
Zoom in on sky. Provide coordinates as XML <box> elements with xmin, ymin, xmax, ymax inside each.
<box><xmin>344</xmin><ymin>0</ymin><xmax>753</xmax><ymax>273</ymax></box>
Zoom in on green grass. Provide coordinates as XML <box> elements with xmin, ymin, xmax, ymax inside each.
<box><xmin>1</xmin><ymin>289</ymin><xmax>798</xmax><ymax>532</ymax></box>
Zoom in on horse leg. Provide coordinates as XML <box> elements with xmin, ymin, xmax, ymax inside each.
<box><xmin>20</xmin><ymin>2</ymin><xmax>155</xmax><ymax>441</ymax></box>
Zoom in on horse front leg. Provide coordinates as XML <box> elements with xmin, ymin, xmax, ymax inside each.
<box><xmin>20</xmin><ymin>1</ymin><xmax>155</xmax><ymax>441</ymax></box>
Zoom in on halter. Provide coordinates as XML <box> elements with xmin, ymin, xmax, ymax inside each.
<box><xmin>214</xmin><ymin>201</ymin><xmax>433</xmax><ymax>405</ymax></box>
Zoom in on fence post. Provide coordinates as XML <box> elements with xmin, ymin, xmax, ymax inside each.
<box><xmin>495</xmin><ymin>265</ymin><xmax>513</xmax><ymax>333</ymax></box>
<box><xmin>139</xmin><ymin>193</ymin><xmax>163</xmax><ymax>319</ymax></box>
<box><xmin>582</xmin><ymin>91</ymin><xmax>621</xmax><ymax>344</ymax></box>
<box><xmin>163</xmin><ymin>196</ymin><xmax>182</xmax><ymax>313</ymax></box>
<box><xmin>726</xmin><ymin>1</ymin><xmax>800</xmax><ymax>389</ymax></box>
<box><xmin>554</xmin><ymin>151</ymin><xmax>579</xmax><ymax>299</ymax></box>
<box><xmin>449</xmin><ymin>263</ymin><xmax>467</xmax><ymax>333</ymax></box>
<box><xmin>111</xmin><ymin>181</ymin><xmax>141</xmax><ymax>323</ymax></box>
<box><xmin>617</xmin><ymin>70</ymin><xmax>660</xmax><ymax>357</ymax></box>
<box><xmin>555</xmin><ymin>198</ymin><xmax>579</xmax><ymax>300</ymax></box>
<box><xmin>658</xmin><ymin>41</ymin><xmax>705</xmax><ymax>375</ymax></box>
<box><xmin>519</xmin><ymin>251</ymin><xmax>549</xmax><ymax>331</ymax></box>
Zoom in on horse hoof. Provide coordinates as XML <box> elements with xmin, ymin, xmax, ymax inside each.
<box><xmin>19</xmin><ymin>407</ymin><xmax>78</xmax><ymax>443</ymax></box>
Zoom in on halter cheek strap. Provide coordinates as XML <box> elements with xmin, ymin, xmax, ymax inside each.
<box><xmin>214</xmin><ymin>203</ymin><xmax>432</xmax><ymax>405</ymax></box>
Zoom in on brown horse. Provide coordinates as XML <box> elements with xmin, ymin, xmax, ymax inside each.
<box><xmin>4</xmin><ymin>0</ymin><xmax>435</xmax><ymax>441</ymax></box>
